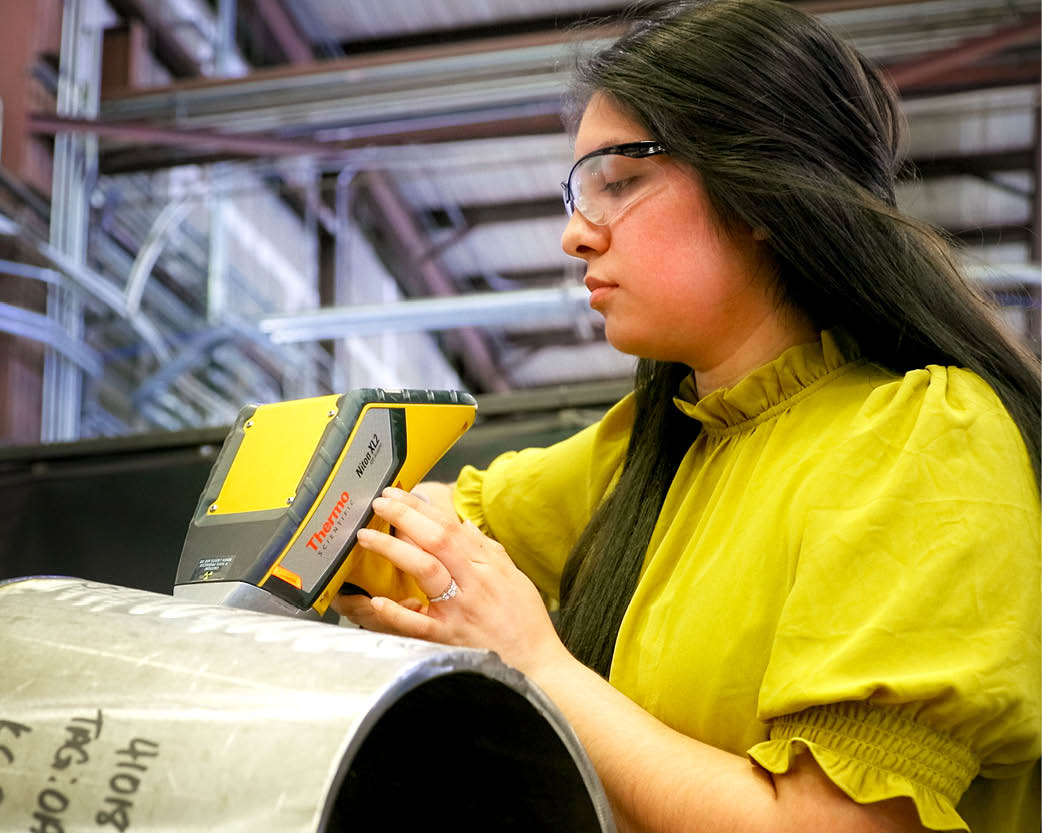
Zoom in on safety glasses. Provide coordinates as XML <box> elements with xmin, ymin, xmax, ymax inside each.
<box><xmin>560</xmin><ymin>140</ymin><xmax>669</xmax><ymax>226</ymax></box>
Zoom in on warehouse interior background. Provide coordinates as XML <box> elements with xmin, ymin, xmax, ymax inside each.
<box><xmin>0</xmin><ymin>0</ymin><xmax>1039</xmax><ymax>588</ymax></box>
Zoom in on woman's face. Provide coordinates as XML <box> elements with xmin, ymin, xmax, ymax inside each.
<box><xmin>561</xmin><ymin>94</ymin><xmax>780</xmax><ymax>375</ymax></box>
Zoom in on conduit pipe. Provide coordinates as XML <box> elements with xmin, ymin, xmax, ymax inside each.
<box><xmin>259</xmin><ymin>284</ymin><xmax>591</xmax><ymax>343</ymax></box>
<box><xmin>0</xmin><ymin>302</ymin><xmax>104</xmax><ymax>376</ymax></box>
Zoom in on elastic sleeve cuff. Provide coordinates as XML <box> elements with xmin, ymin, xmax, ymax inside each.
<box><xmin>452</xmin><ymin>462</ymin><xmax>500</xmax><ymax>535</ymax></box>
<box><xmin>747</xmin><ymin>702</ymin><xmax>979</xmax><ymax>831</ymax></box>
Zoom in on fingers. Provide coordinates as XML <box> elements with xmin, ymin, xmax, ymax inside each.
<box><xmin>333</xmin><ymin>592</ymin><xmax>422</xmax><ymax>620</ymax></box>
<box><xmin>370</xmin><ymin>596</ymin><xmax>444</xmax><ymax>640</ymax></box>
<box><xmin>336</xmin><ymin>593</ymin><xmax>445</xmax><ymax>642</ymax></box>
<box><xmin>333</xmin><ymin>593</ymin><xmax>388</xmax><ymax>631</ymax></box>
<box><xmin>369</xmin><ymin>487</ymin><xmax>474</xmax><ymax>573</ymax></box>
<box><xmin>356</xmin><ymin>526</ymin><xmax>456</xmax><ymax>601</ymax></box>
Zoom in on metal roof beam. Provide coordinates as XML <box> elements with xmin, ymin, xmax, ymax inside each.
<box><xmin>359</xmin><ymin>171</ymin><xmax>509</xmax><ymax>393</ymax></box>
<box><xmin>428</xmin><ymin>198</ymin><xmax>564</xmax><ymax>229</ymax></box>
<box><xmin>28</xmin><ymin>113</ymin><xmax>341</xmax><ymax>158</ymax></box>
<box><xmin>898</xmin><ymin>57</ymin><xmax>1040</xmax><ymax>97</ymax></box>
<box><xmin>887</xmin><ymin>14</ymin><xmax>1041</xmax><ymax>90</ymax></box>
<box><xmin>106</xmin><ymin>0</ymin><xmax>204</xmax><ymax>78</ymax></box>
<box><xmin>29</xmin><ymin>110</ymin><xmax>564</xmax><ymax>175</ymax></box>
<box><xmin>949</xmin><ymin>224</ymin><xmax>1033</xmax><ymax>247</ymax></box>
<box><xmin>97</xmin><ymin>37</ymin><xmax>575</xmax><ymax>126</ymax></box>
<box><xmin>249</xmin><ymin>0</ymin><xmax>313</xmax><ymax>64</ymax></box>
<box><xmin>95</xmin><ymin>4</ymin><xmax>1039</xmax><ymax>127</ymax></box>
<box><xmin>903</xmin><ymin>149</ymin><xmax>1036</xmax><ymax>179</ymax></box>
<box><xmin>454</xmin><ymin>268</ymin><xmax>573</xmax><ymax>290</ymax></box>
<box><xmin>293</xmin><ymin>0</ymin><xmax>942</xmax><ymax>57</ymax></box>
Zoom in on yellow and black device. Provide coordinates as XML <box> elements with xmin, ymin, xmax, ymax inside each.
<box><xmin>173</xmin><ymin>388</ymin><xmax>476</xmax><ymax>621</ymax></box>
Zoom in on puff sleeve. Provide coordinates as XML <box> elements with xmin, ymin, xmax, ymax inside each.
<box><xmin>453</xmin><ymin>393</ymin><xmax>634</xmax><ymax>599</ymax></box>
<box><xmin>748</xmin><ymin>366</ymin><xmax>1040</xmax><ymax>831</ymax></box>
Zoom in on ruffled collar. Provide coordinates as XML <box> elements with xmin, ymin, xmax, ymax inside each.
<box><xmin>673</xmin><ymin>329</ymin><xmax>861</xmax><ymax>433</ymax></box>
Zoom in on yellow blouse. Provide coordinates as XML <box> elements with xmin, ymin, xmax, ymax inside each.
<box><xmin>454</xmin><ymin>330</ymin><xmax>1040</xmax><ymax>832</ymax></box>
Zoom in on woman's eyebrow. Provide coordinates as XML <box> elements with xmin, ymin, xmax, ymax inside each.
<box><xmin>574</xmin><ymin>137</ymin><xmax>645</xmax><ymax>159</ymax></box>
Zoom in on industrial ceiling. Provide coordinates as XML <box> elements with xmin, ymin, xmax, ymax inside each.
<box><xmin>3</xmin><ymin>0</ymin><xmax>1040</xmax><ymax>441</ymax></box>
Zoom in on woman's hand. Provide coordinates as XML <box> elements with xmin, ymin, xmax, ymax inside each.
<box><xmin>332</xmin><ymin>487</ymin><xmax>571</xmax><ymax>676</ymax></box>
<box><xmin>333</xmin><ymin>490</ymin><xmax>931</xmax><ymax>833</ymax></box>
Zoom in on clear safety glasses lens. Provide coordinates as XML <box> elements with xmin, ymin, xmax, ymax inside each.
<box><xmin>561</xmin><ymin>142</ymin><xmax>668</xmax><ymax>226</ymax></box>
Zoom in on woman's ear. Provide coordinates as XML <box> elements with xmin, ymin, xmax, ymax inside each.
<box><xmin>752</xmin><ymin>227</ymin><xmax>770</xmax><ymax>241</ymax></box>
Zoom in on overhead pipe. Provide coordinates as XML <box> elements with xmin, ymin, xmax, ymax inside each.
<box><xmin>155</xmin><ymin>0</ymin><xmax>249</xmax><ymax>77</ymax></box>
<box><xmin>124</xmin><ymin>198</ymin><xmax>195</xmax><ymax>314</ymax></box>
<box><xmin>0</xmin><ymin>302</ymin><xmax>103</xmax><ymax>376</ymax></box>
<box><xmin>214</xmin><ymin>0</ymin><xmax>238</xmax><ymax>77</ymax></box>
<box><xmin>259</xmin><ymin>283</ymin><xmax>591</xmax><ymax>342</ymax></box>
<box><xmin>0</xmin><ymin>218</ymin><xmax>172</xmax><ymax>362</ymax></box>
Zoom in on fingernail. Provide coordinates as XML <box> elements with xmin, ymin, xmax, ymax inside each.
<box><xmin>356</xmin><ymin>527</ymin><xmax>374</xmax><ymax>539</ymax></box>
<box><xmin>383</xmin><ymin>486</ymin><xmax>407</xmax><ymax>498</ymax></box>
<box><xmin>371</xmin><ymin>497</ymin><xmax>388</xmax><ymax>510</ymax></box>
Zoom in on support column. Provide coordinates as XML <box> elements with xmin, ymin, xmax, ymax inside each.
<box><xmin>42</xmin><ymin>0</ymin><xmax>101</xmax><ymax>441</ymax></box>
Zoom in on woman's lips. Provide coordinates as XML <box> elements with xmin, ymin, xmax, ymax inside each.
<box><xmin>584</xmin><ymin>276</ymin><xmax>617</xmax><ymax>308</ymax></box>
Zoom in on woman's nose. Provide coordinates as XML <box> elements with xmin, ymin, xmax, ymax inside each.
<box><xmin>560</xmin><ymin>210</ymin><xmax>609</xmax><ymax>260</ymax></box>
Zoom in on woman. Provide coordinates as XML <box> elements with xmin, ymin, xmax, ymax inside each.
<box><xmin>335</xmin><ymin>1</ymin><xmax>1041</xmax><ymax>830</ymax></box>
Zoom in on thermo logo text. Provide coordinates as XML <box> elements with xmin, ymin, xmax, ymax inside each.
<box><xmin>305</xmin><ymin>490</ymin><xmax>351</xmax><ymax>551</ymax></box>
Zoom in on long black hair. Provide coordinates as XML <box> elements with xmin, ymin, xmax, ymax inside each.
<box><xmin>557</xmin><ymin>0</ymin><xmax>1042</xmax><ymax>678</ymax></box>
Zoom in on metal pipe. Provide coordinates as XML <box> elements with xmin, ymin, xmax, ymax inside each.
<box><xmin>124</xmin><ymin>198</ymin><xmax>195</xmax><ymax>314</ymax></box>
<box><xmin>0</xmin><ymin>577</ymin><xmax>616</xmax><ymax>833</ymax></box>
<box><xmin>0</xmin><ymin>302</ymin><xmax>103</xmax><ymax>376</ymax></box>
<box><xmin>36</xmin><ymin>236</ymin><xmax>173</xmax><ymax>362</ymax></box>
<box><xmin>0</xmin><ymin>259</ymin><xmax>64</xmax><ymax>285</ymax></box>
<box><xmin>207</xmin><ymin>180</ymin><xmax>227</xmax><ymax>322</ymax></box>
<box><xmin>259</xmin><ymin>284</ymin><xmax>591</xmax><ymax>342</ymax></box>
<box><xmin>214</xmin><ymin>0</ymin><xmax>237</xmax><ymax>77</ymax></box>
